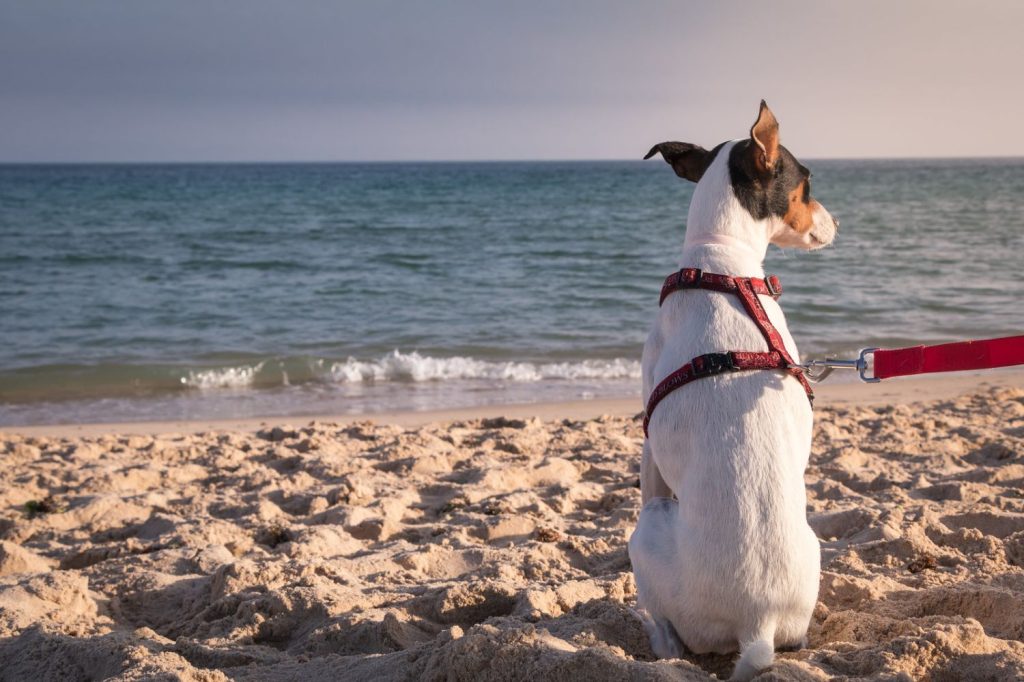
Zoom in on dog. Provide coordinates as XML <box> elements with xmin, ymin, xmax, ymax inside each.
<box><xmin>628</xmin><ymin>101</ymin><xmax>837</xmax><ymax>681</ymax></box>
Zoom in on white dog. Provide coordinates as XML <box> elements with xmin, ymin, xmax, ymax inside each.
<box><xmin>629</xmin><ymin>101</ymin><xmax>838</xmax><ymax>681</ymax></box>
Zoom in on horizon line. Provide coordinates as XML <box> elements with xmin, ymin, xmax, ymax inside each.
<box><xmin>2</xmin><ymin>154</ymin><xmax>1024</xmax><ymax>165</ymax></box>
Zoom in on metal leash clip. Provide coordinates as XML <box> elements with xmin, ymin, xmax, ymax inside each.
<box><xmin>797</xmin><ymin>348</ymin><xmax>879</xmax><ymax>383</ymax></box>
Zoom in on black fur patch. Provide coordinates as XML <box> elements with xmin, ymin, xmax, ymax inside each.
<box><xmin>644</xmin><ymin>141</ymin><xmax>728</xmax><ymax>183</ymax></box>
<box><xmin>727</xmin><ymin>141</ymin><xmax>809</xmax><ymax>221</ymax></box>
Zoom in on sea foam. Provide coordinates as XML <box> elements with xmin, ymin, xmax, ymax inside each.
<box><xmin>329</xmin><ymin>350</ymin><xmax>640</xmax><ymax>384</ymax></box>
<box><xmin>181</xmin><ymin>363</ymin><xmax>264</xmax><ymax>389</ymax></box>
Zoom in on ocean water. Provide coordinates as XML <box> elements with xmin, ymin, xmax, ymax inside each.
<box><xmin>1</xmin><ymin>159</ymin><xmax>1022</xmax><ymax>425</ymax></box>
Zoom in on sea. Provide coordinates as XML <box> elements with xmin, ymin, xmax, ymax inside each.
<box><xmin>1</xmin><ymin>159</ymin><xmax>1022</xmax><ymax>426</ymax></box>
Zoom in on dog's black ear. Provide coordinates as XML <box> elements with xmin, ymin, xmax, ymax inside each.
<box><xmin>644</xmin><ymin>142</ymin><xmax>710</xmax><ymax>183</ymax></box>
<box><xmin>750</xmin><ymin>100</ymin><xmax>780</xmax><ymax>177</ymax></box>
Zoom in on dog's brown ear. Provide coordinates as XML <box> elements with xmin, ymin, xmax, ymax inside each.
<box><xmin>750</xmin><ymin>100</ymin><xmax>780</xmax><ymax>176</ymax></box>
<box><xmin>644</xmin><ymin>142</ymin><xmax>711</xmax><ymax>183</ymax></box>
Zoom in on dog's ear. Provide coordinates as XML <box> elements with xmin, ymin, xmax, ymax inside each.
<box><xmin>644</xmin><ymin>142</ymin><xmax>711</xmax><ymax>183</ymax></box>
<box><xmin>750</xmin><ymin>100</ymin><xmax>780</xmax><ymax>176</ymax></box>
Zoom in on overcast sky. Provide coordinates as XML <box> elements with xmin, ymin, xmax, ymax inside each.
<box><xmin>2</xmin><ymin>1</ymin><xmax>1023</xmax><ymax>161</ymax></box>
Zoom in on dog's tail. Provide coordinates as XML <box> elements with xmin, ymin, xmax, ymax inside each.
<box><xmin>729</xmin><ymin>629</ymin><xmax>775</xmax><ymax>682</ymax></box>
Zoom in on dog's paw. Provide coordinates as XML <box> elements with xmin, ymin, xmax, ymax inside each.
<box><xmin>631</xmin><ymin>606</ymin><xmax>685</xmax><ymax>659</ymax></box>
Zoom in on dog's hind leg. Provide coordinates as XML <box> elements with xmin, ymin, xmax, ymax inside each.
<box><xmin>629</xmin><ymin>496</ymin><xmax>685</xmax><ymax>659</ymax></box>
<box><xmin>640</xmin><ymin>439</ymin><xmax>673</xmax><ymax>504</ymax></box>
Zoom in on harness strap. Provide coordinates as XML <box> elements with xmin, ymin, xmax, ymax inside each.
<box><xmin>643</xmin><ymin>270</ymin><xmax>813</xmax><ymax>438</ymax></box>
<box><xmin>643</xmin><ymin>351</ymin><xmax>786</xmax><ymax>436</ymax></box>
<box><xmin>659</xmin><ymin>268</ymin><xmax>781</xmax><ymax>306</ymax></box>
<box><xmin>732</xmin><ymin>278</ymin><xmax>815</xmax><ymax>398</ymax></box>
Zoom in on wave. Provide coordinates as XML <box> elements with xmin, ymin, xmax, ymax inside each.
<box><xmin>181</xmin><ymin>362</ymin><xmax>265</xmax><ymax>389</ymax></box>
<box><xmin>328</xmin><ymin>351</ymin><xmax>640</xmax><ymax>384</ymax></box>
<box><xmin>0</xmin><ymin>352</ymin><xmax>641</xmax><ymax>406</ymax></box>
<box><xmin>178</xmin><ymin>353</ymin><xmax>641</xmax><ymax>391</ymax></box>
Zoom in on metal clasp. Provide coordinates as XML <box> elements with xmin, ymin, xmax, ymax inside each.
<box><xmin>798</xmin><ymin>347</ymin><xmax>879</xmax><ymax>383</ymax></box>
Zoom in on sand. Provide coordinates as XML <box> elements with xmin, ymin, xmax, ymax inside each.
<box><xmin>2</xmin><ymin>373</ymin><xmax>1024</xmax><ymax>680</ymax></box>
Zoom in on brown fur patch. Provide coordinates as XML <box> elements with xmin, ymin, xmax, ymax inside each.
<box><xmin>784</xmin><ymin>180</ymin><xmax>816</xmax><ymax>233</ymax></box>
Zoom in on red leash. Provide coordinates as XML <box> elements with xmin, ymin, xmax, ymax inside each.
<box><xmin>874</xmin><ymin>335</ymin><xmax>1024</xmax><ymax>379</ymax></box>
<box><xmin>805</xmin><ymin>335</ymin><xmax>1024</xmax><ymax>382</ymax></box>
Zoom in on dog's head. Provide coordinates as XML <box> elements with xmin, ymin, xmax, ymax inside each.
<box><xmin>645</xmin><ymin>100</ymin><xmax>837</xmax><ymax>250</ymax></box>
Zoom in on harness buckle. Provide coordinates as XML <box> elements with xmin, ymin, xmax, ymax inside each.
<box><xmin>691</xmin><ymin>351</ymin><xmax>736</xmax><ymax>378</ymax></box>
<box><xmin>677</xmin><ymin>267</ymin><xmax>703</xmax><ymax>288</ymax></box>
<box><xmin>766</xmin><ymin>275</ymin><xmax>782</xmax><ymax>298</ymax></box>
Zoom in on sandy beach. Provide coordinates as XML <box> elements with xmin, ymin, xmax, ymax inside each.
<box><xmin>2</xmin><ymin>370</ymin><xmax>1024</xmax><ymax>680</ymax></box>
<box><xmin>5</xmin><ymin>1</ymin><xmax>1023</xmax><ymax>680</ymax></box>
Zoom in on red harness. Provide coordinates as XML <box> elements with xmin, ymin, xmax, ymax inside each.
<box><xmin>643</xmin><ymin>268</ymin><xmax>814</xmax><ymax>437</ymax></box>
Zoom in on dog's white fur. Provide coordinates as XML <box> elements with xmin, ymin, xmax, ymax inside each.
<box><xmin>629</xmin><ymin>140</ymin><xmax>836</xmax><ymax>681</ymax></box>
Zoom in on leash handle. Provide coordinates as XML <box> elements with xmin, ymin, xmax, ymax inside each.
<box><xmin>800</xmin><ymin>334</ymin><xmax>1024</xmax><ymax>383</ymax></box>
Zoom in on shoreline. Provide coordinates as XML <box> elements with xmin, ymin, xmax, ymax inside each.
<box><xmin>5</xmin><ymin>367</ymin><xmax>1022</xmax><ymax>438</ymax></box>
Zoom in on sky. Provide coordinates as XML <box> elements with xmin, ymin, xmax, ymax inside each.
<box><xmin>2</xmin><ymin>1</ymin><xmax>1023</xmax><ymax>162</ymax></box>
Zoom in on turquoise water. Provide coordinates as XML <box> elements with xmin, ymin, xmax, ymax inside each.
<box><xmin>1</xmin><ymin>159</ymin><xmax>1021</xmax><ymax>425</ymax></box>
